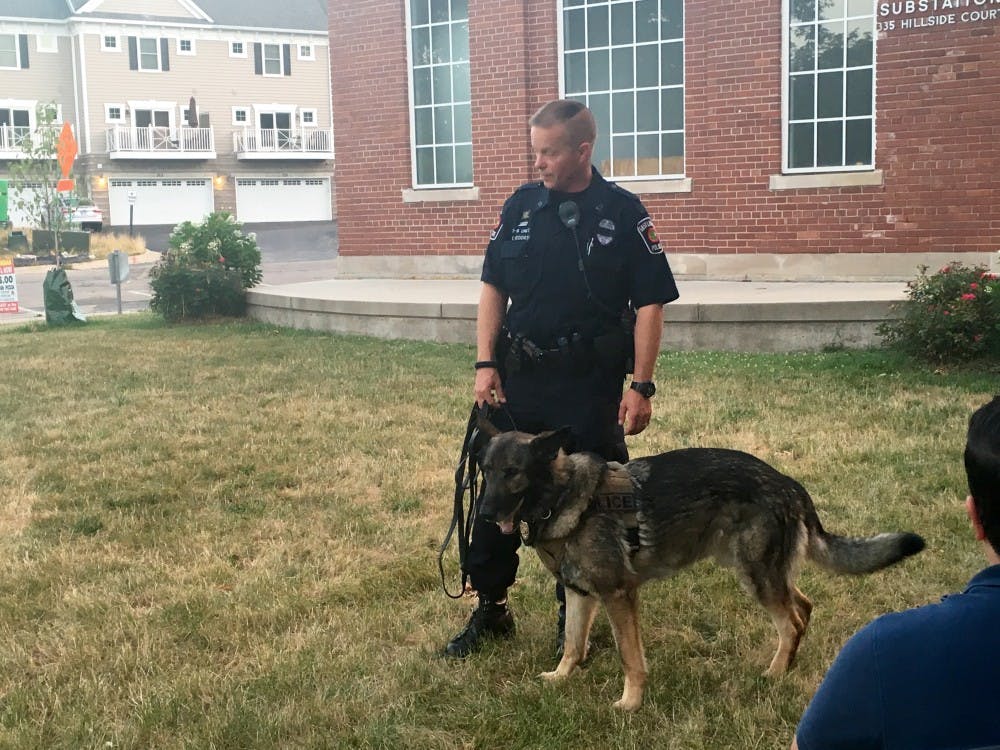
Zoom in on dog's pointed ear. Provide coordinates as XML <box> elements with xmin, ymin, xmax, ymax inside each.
<box><xmin>531</xmin><ymin>426</ymin><xmax>572</xmax><ymax>462</ymax></box>
<box><xmin>476</xmin><ymin>410</ymin><xmax>500</xmax><ymax>439</ymax></box>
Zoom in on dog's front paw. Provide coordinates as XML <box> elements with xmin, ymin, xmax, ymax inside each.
<box><xmin>612</xmin><ymin>695</ymin><xmax>642</xmax><ymax>712</ymax></box>
<box><xmin>539</xmin><ymin>666</ymin><xmax>574</xmax><ymax>682</ymax></box>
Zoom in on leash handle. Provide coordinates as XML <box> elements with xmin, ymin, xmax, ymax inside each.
<box><xmin>438</xmin><ymin>404</ymin><xmax>483</xmax><ymax>598</ymax></box>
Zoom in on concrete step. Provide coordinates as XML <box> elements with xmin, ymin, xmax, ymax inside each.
<box><xmin>246</xmin><ymin>278</ymin><xmax>908</xmax><ymax>353</ymax></box>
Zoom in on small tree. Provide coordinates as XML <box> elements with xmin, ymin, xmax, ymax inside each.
<box><xmin>8</xmin><ymin>102</ymin><xmax>74</xmax><ymax>264</ymax></box>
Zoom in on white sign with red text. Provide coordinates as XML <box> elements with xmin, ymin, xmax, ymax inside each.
<box><xmin>0</xmin><ymin>261</ymin><xmax>19</xmax><ymax>313</ymax></box>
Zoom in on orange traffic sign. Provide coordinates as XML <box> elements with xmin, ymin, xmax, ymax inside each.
<box><xmin>56</xmin><ymin>122</ymin><xmax>78</xmax><ymax>179</ymax></box>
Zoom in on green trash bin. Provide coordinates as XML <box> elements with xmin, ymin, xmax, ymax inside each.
<box><xmin>43</xmin><ymin>267</ymin><xmax>87</xmax><ymax>325</ymax></box>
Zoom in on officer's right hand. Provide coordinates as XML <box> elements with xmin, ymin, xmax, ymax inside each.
<box><xmin>475</xmin><ymin>367</ymin><xmax>505</xmax><ymax>407</ymax></box>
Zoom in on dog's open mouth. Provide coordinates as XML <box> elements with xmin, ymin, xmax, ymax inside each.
<box><xmin>495</xmin><ymin>498</ymin><xmax>524</xmax><ymax>535</ymax></box>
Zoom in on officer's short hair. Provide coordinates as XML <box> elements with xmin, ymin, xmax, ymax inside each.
<box><xmin>530</xmin><ymin>99</ymin><xmax>597</xmax><ymax>150</ymax></box>
<box><xmin>965</xmin><ymin>395</ymin><xmax>1000</xmax><ymax>551</ymax></box>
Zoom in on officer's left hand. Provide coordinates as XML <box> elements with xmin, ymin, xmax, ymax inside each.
<box><xmin>619</xmin><ymin>388</ymin><xmax>652</xmax><ymax>436</ymax></box>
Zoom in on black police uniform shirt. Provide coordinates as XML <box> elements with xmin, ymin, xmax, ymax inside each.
<box><xmin>481</xmin><ymin>167</ymin><xmax>679</xmax><ymax>348</ymax></box>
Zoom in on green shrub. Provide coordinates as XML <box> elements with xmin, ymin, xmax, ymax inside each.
<box><xmin>879</xmin><ymin>262</ymin><xmax>1000</xmax><ymax>363</ymax></box>
<box><xmin>149</xmin><ymin>212</ymin><xmax>262</xmax><ymax>322</ymax></box>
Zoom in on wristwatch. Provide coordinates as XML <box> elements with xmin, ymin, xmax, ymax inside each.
<box><xmin>630</xmin><ymin>380</ymin><xmax>656</xmax><ymax>398</ymax></box>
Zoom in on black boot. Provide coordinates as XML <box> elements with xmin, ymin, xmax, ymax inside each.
<box><xmin>443</xmin><ymin>598</ymin><xmax>515</xmax><ymax>658</ymax></box>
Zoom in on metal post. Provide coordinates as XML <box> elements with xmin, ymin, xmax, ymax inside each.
<box><xmin>129</xmin><ymin>205</ymin><xmax>134</xmax><ymax>238</ymax></box>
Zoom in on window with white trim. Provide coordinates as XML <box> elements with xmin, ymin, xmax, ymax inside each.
<box><xmin>562</xmin><ymin>0</ymin><xmax>685</xmax><ymax>179</ymax></box>
<box><xmin>232</xmin><ymin>107</ymin><xmax>248</xmax><ymax>125</ymax></box>
<box><xmin>0</xmin><ymin>34</ymin><xmax>18</xmax><ymax>68</ymax></box>
<box><xmin>298</xmin><ymin>44</ymin><xmax>314</xmax><ymax>60</ymax></box>
<box><xmin>785</xmin><ymin>0</ymin><xmax>874</xmax><ymax>172</ymax></box>
<box><xmin>138</xmin><ymin>37</ymin><xmax>161</xmax><ymax>70</ymax></box>
<box><xmin>230</xmin><ymin>41</ymin><xmax>245</xmax><ymax>57</ymax></box>
<box><xmin>300</xmin><ymin>109</ymin><xmax>317</xmax><ymax>126</ymax></box>
<box><xmin>407</xmin><ymin>0</ymin><xmax>472</xmax><ymax>187</ymax></box>
<box><xmin>262</xmin><ymin>43</ymin><xmax>282</xmax><ymax>75</ymax></box>
<box><xmin>177</xmin><ymin>38</ymin><xmax>195</xmax><ymax>55</ymax></box>
<box><xmin>102</xmin><ymin>35</ymin><xmax>118</xmax><ymax>51</ymax></box>
<box><xmin>105</xmin><ymin>104</ymin><xmax>124</xmax><ymax>123</ymax></box>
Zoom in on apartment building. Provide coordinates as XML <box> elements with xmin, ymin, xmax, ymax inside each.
<box><xmin>0</xmin><ymin>0</ymin><xmax>335</xmax><ymax>229</ymax></box>
<box><xmin>331</xmin><ymin>1</ymin><xmax>999</xmax><ymax>280</ymax></box>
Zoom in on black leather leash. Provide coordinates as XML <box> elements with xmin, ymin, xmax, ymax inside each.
<box><xmin>438</xmin><ymin>404</ymin><xmax>484</xmax><ymax>599</ymax></box>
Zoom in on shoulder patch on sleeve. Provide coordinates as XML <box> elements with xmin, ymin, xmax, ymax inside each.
<box><xmin>490</xmin><ymin>216</ymin><xmax>503</xmax><ymax>242</ymax></box>
<box><xmin>637</xmin><ymin>217</ymin><xmax>663</xmax><ymax>255</ymax></box>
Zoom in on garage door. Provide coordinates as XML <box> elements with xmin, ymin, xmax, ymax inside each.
<box><xmin>108</xmin><ymin>178</ymin><xmax>214</xmax><ymax>226</ymax></box>
<box><xmin>7</xmin><ymin>183</ymin><xmax>44</xmax><ymax>228</ymax></box>
<box><xmin>235</xmin><ymin>177</ymin><xmax>332</xmax><ymax>223</ymax></box>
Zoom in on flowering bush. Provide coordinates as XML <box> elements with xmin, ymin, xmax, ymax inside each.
<box><xmin>150</xmin><ymin>212</ymin><xmax>262</xmax><ymax>322</ymax></box>
<box><xmin>879</xmin><ymin>262</ymin><xmax>1000</xmax><ymax>363</ymax></box>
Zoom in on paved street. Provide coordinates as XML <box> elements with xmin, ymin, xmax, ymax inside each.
<box><xmin>1</xmin><ymin>221</ymin><xmax>339</xmax><ymax>325</ymax></box>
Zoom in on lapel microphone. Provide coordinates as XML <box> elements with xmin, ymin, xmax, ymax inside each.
<box><xmin>558</xmin><ymin>200</ymin><xmax>580</xmax><ymax>229</ymax></box>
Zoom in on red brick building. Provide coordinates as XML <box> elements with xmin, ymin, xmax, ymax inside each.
<box><xmin>329</xmin><ymin>0</ymin><xmax>999</xmax><ymax>280</ymax></box>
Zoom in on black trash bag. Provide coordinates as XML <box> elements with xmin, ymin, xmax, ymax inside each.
<box><xmin>43</xmin><ymin>267</ymin><xmax>87</xmax><ymax>325</ymax></box>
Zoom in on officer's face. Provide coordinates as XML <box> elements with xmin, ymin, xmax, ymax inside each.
<box><xmin>531</xmin><ymin>124</ymin><xmax>592</xmax><ymax>193</ymax></box>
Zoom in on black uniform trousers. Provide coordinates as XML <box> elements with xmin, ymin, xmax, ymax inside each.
<box><xmin>466</xmin><ymin>364</ymin><xmax>629</xmax><ymax>602</ymax></box>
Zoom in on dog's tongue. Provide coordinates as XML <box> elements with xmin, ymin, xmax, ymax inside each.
<box><xmin>498</xmin><ymin>520</ymin><xmax>516</xmax><ymax>535</ymax></box>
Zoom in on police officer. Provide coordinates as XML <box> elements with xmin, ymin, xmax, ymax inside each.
<box><xmin>443</xmin><ymin>99</ymin><xmax>679</xmax><ymax>658</ymax></box>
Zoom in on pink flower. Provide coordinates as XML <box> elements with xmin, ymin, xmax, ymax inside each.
<box><xmin>974</xmin><ymin>334</ymin><xmax>984</xmax><ymax>343</ymax></box>
<box><xmin>982</xmin><ymin>272</ymin><xmax>997</xmax><ymax>280</ymax></box>
<box><xmin>943</xmin><ymin>310</ymin><xmax>950</xmax><ymax>315</ymax></box>
<box><xmin>939</xmin><ymin>266</ymin><xmax>951</xmax><ymax>274</ymax></box>
<box><xmin>970</xmin><ymin>282</ymin><xmax>979</xmax><ymax>290</ymax></box>
<box><xmin>219</xmin><ymin>256</ymin><xmax>226</xmax><ymax>263</ymax></box>
<box><xmin>961</xmin><ymin>293</ymin><xmax>976</xmax><ymax>301</ymax></box>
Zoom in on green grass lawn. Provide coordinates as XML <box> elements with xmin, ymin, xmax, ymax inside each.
<box><xmin>0</xmin><ymin>315</ymin><xmax>995</xmax><ymax>749</ymax></box>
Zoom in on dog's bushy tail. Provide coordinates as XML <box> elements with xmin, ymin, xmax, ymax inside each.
<box><xmin>808</xmin><ymin>530</ymin><xmax>925</xmax><ymax>575</ymax></box>
<box><xmin>799</xmin><ymin>486</ymin><xmax>926</xmax><ymax>575</ymax></box>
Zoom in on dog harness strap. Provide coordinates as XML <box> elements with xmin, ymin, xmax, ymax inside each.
<box><xmin>591</xmin><ymin>464</ymin><xmax>639</xmax><ymax>512</ymax></box>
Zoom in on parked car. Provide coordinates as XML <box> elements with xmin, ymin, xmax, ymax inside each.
<box><xmin>64</xmin><ymin>198</ymin><xmax>103</xmax><ymax>233</ymax></box>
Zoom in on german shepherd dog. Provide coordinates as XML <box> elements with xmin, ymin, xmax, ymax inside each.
<box><xmin>476</xmin><ymin>421</ymin><xmax>925</xmax><ymax>711</ymax></box>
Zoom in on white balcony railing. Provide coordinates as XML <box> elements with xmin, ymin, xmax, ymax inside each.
<box><xmin>106</xmin><ymin>125</ymin><xmax>216</xmax><ymax>158</ymax></box>
<box><xmin>233</xmin><ymin>128</ymin><xmax>334</xmax><ymax>158</ymax></box>
<box><xmin>0</xmin><ymin>125</ymin><xmax>60</xmax><ymax>157</ymax></box>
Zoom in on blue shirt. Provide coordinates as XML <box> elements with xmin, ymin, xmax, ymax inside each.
<box><xmin>796</xmin><ymin>564</ymin><xmax>1000</xmax><ymax>750</ymax></box>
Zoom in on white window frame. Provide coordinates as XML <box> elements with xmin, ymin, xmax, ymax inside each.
<box><xmin>0</xmin><ymin>33</ymin><xmax>20</xmax><ymax>69</ymax></box>
<box><xmin>297</xmin><ymin>43</ymin><xmax>314</xmax><ymax>60</ymax></box>
<box><xmin>102</xmin><ymin>34</ymin><xmax>119</xmax><ymax>52</ymax></box>
<box><xmin>37</xmin><ymin>34</ymin><xmax>59</xmax><ymax>54</ymax></box>
<box><xmin>262</xmin><ymin>43</ymin><xmax>283</xmax><ymax>76</ymax></box>
<box><xmin>558</xmin><ymin>0</ymin><xmax>686</xmax><ymax>182</ymax></box>
<box><xmin>230</xmin><ymin>40</ymin><xmax>246</xmax><ymax>57</ymax></box>
<box><xmin>300</xmin><ymin>108</ymin><xmax>317</xmax><ymax>127</ymax></box>
<box><xmin>104</xmin><ymin>103</ymin><xmax>124</xmax><ymax>123</ymax></box>
<box><xmin>781</xmin><ymin>0</ymin><xmax>876</xmax><ymax>174</ymax></box>
<box><xmin>177</xmin><ymin>38</ymin><xmax>195</xmax><ymax>56</ymax></box>
<box><xmin>127</xmin><ymin>99</ymin><xmax>177</xmax><ymax>130</ymax></box>
<box><xmin>0</xmin><ymin>99</ymin><xmax>37</xmax><ymax>131</ymax></box>
<box><xmin>405</xmin><ymin>0</ymin><xmax>473</xmax><ymax>188</ymax></box>
<box><xmin>232</xmin><ymin>106</ymin><xmax>249</xmax><ymax>125</ymax></box>
<box><xmin>137</xmin><ymin>37</ymin><xmax>162</xmax><ymax>72</ymax></box>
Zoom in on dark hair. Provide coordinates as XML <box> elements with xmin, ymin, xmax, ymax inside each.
<box><xmin>965</xmin><ymin>395</ymin><xmax>1000</xmax><ymax>551</ymax></box>
<box><xmin>529</xmin><ymin>99</ymin><xmax>597</xmax><ymax>149</ymax></box>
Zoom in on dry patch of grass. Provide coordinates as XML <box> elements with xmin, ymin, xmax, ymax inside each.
<box><xmin>0</xmin><ymin>317</ymin><xmax>995</xmax><ymax>748</ymax></box>
<box><xmin>87</xmin><ymin>231</ymin><xmax>148</xmax><ymax>259</ymax></box>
